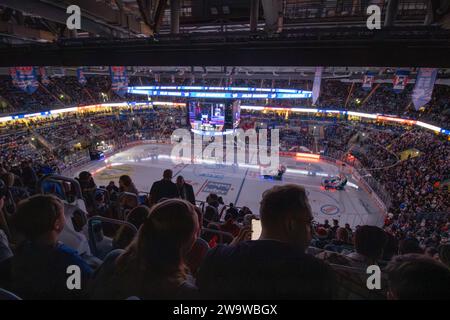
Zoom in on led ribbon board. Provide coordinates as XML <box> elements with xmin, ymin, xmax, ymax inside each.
<box><xmin>128</xmin><ymin>85</ymin><xmax>308</xmax><ymax>94</ymax></box>
<box><xmin>127</xmin><ymin>88</ymin><xmax>312</xmax><ymax>99</ymax></box>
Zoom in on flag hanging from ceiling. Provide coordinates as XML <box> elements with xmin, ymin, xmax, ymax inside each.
<box><xmin>10</xmin><ymin>67</ymin><xmax>39</xmax><ymax>94</ymax></box>
<box><xmin>412</xmin><ymin>68</ymin><xmax>437</xmax><ymax>110</ymax></box>
<box><xmin>39</xmin><ymin>67</ymin><xmax>50</xmax><ymax>86</ymax></box>
<box><xmin>77</xmin><ymin>67</ymin><xmax>87</xmax><ymax>86</ymax></box>
<box><xmin>110</xmin><ymin>66</ymin><xmax>128</xmax><ymax>97</ymax></box>
<box><xmin>312</xmin><ymin>66</ymin><xmax>323</xmax><ymax>105</ymax></box>
<box><xmin>392</xmin><ymin>69</ymin><xmax>410</xmax><ymax>93</ymax></box>
<box><xmin>362</xmin><ymin>71</ymin><xmax>376</xmax><ymax>91</ymax></box>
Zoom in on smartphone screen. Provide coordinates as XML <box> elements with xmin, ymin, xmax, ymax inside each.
<box><xmin>251</xmin><ymin>219</ymin><xmax>262</xmax><ymax>240</ymax></box>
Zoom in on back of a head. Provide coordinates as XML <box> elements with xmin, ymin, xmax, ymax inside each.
<box><xmin>126</xmin><ymin>205</ymin><xmax>150</xmax><ymax>228</ymax></box>
<box><xmin>354</xmin><ymin>225</ymin><xmax>387</xmax><ymax>261</ymax></box>
<box><xmin>0</xmin><ymin>172</ymin><xmax>14</xmax><ymax>187</ymax></box>
<box><xmin>13</xmin><ymin>194</ymin><xmax>63</xmax><ymax>240</ymax></box>
<box><xmin>438</xmin><ymin>244</ymin><xmax>450</xmax><ymax>267</ymax></box>
<box><xmin>259</xmin><ymin>184</ymin><xmax>312</xmax><ymax>247</ymax></box>
<box><xmin>386</xmin><ymin>254</ymin><xmax>450</xmax><ymax>300</ymax></box>
<box><xmin>336</xmin><ymin>227</ymin><xmax>349</xmax><ymax>242</ymax></box>
<box><xmin>119</xmin><ymin>175</ymin><xmax>133</xmax><ymax>187</ymax></box>
<box><xmin>78</xmin><ymin>171</ymin><xmax>91</xmax><ymax>181</ymax></box>
<box><xmin>398</xmin><ymin>238</ymin><xmax>423</xmax><ymax>255</ymax></box>
<box><xmin>134</xmin><ymin>199</ymin><xmax>198</xmax><ymax>271</ymax></box>
<box><xmin>163</xmin><ymin>169</ymin><xmax>173</xmax><ymax>180</ymax></box>
<box><xmin>260</xmin><ymin>184</ymin><xmax>310</xmax><ymax>223</ymax></box>
<box><xmin>383</xmin><ymin>232</ymin><xmax>399</xmax><ymax>261</ymax></box>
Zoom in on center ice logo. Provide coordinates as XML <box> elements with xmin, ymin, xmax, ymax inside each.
<box><xmin>170</xmin><ymin>128</ymin><xmax>280</xmax><ymax>172</ymax></box>
<box><xmin>320</xmin><ymin>204</ymin><xmax>340</xmax><ymax>216</ymax></box>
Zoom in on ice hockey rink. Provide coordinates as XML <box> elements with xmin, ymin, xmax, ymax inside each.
<box><xmin>77</xmin><ymin>143</ymin><xmax>385</xmax><ymax>228</ymax></box>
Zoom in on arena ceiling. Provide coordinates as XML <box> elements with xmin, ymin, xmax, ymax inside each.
<box><xmin>0</xmin><ymin>1</ymin><xmax>449</xmax><ymax>67</ymax></box>
<box><xmin>1</xmin><ymin>66</ymin><xmax>450</xmax><ymax>81</ymax></box>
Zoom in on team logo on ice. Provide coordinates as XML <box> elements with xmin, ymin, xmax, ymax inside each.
<box><xmin>320</xmin><ymin>204</ymin><xmax>340</xmax><ymax>216</ymax></box>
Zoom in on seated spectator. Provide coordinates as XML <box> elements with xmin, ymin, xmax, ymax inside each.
<box><xmin>424</xmin><ymin>247</ymin><xmax>439</xmax><ymax>259</ymax></box>
<box><xmin>324</xmin><ymin>227</ymin><xmax>354</xmax><ymax>254</ymax></box>
<box><xmin>78</xmin><ymin>171</ymin><xmax>96</xmax><ymax>212</ymax></box>
<box><xmin>197</xmin><ymin>184</ymin><xmax>336</xmax><ymax>299</ymax></box>
<box><xmin>438</xmin><ymin>244</ymin><xmax>450</xmax><ymax>267</ymax></box>
<box><xmin>20</xmin><ymin>161</ymin><xmax>37</xmax><ymax>192</ymax></box>
<box><xmin>310</xmin><ymin>226</ymin><xmax>329</xmax><ymax>249</ymax></box>
<box><xmin>186</xmin><ymin>206</ymin><xmax>209</xmax><ymax>276</ymax></box>
<box><xmin>344</xmin><ymin>223</ymin><xmax>353</xmax><ymax>239</ymax></box>
<box><xmin>398</xmin><ymin>238</ymin><xmax>424</xmax><ymax>255</ymax></box>
<box><xmin>0</xmin><ymin>194</ymin><xmax>93</xmax><ymax>299</ymax></box>
<box><xmin>203</xmin><ymin>222</ymin><xmax>222</xmax><ymax>248</ymax></box>
<box><xmin>330</xmin><ymin>219</ymin><xmax>340</xmax><ymax>238</ymax></box>
<box><xmin>345</xmin><ymin>225</ymin><xmax>388</xmax><ymax>268</ymax></box>
<box><xmin>94</xmin><ymin>190</ymin><xmax>108</xmax><ymax>216</ymax></box>
<box><xmin>237</xmin><ymin>206</ymin><xmax>252</xmax><ymax>222</ymax></box>
<box><xmin>106</xmin><ymin>181</ymin><xmax>119</xmax><ymax>195</ymax></box>
<box><xmin>382</xmin><ymin>233</ymin><xmax>399</xmax><ymax>262</ymax></box>
<box><xmin>203</xmin><ymin>193</ymin><xmax>223</xmax><ymax>227</ymax></box>
<box><xmin>386</xmin><ymin>254</ymin><xmax>450</xmax><ymax>300</ymax></box>
<box><xmin>220</xmin><ymin>213</ymin><xmax>241</xmax><ymax>237</ymax></box>
<box><xmin>1</xmin><ymin>172</ymin><xmax>29</xmax><ymax>204</ymax></box>
<box><xmin>113</xmin><ymin>205</ymin><xmax>149</xmax><ymax>249</ymax></box>
<box><xmin>119</xmin><ymin>175</ymin><xmax>139</xmax><ymax>195</ymax></box>
<box><xmin>90</xmin><ymin>199</ymin><xmax>199</xmax><ymax>300</ymax></box>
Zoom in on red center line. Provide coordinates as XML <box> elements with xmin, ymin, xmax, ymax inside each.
<box><xmin>196</xmin><ymin>179</ymin><xmax>209</xmax><ymax>196</ymax></box>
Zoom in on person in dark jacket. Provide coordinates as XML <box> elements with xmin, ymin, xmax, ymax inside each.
<box><xmin>176</xmin><ymin>176</ymin><xmax>195</xmax><ymax>205</ymax></box>
<box><xmin>197</xmin><ymin>184</ymin><xmax>336</xmax><ymax>299</ymax></box>
<box><xmin>149</xmin><ymin>169</ymin><xmax>179</xmax><ymax>205</ymax></box>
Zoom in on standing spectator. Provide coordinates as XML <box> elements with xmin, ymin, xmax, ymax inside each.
<box><xmin>225</xmin><ymin>203</ymin><xmax>239</xmax><ymax>220</ymax></box>
<box><xmin>176</xmin><ymin>176</ymin><xmax>195</xmax><ymax>205</ymax></box>
<box><xmin>149</xmin><ymin>169</ymin><xmax>179</xmax><ymax>205</ymax></box>
<box><xmin>197</xmin><ymin>184</ymin><xmax>336</xmax><ymax>299</ymax></box>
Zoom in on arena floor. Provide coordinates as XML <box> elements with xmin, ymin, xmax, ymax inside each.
<box><xmin>76</xmin><ymin>143</ymin><xmax>384</xmax><ymax>228</ymax></box>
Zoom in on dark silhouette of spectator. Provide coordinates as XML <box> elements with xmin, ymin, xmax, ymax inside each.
<box><xmin>90</xmin><ymin>199</ymin><xmax>199</xmax><ymax>300</ymax></box>
<box><xmin>113</xmin><ymin>205</ymin><xmax>149</xmax><ymax>249</ymax></box>
<box><xmin>398</xmin><ymin>238</ymin><xmax>424</xmax><ymax>255</ymax></box>
<box><xmin>386</xmin><ymin>254</ymin><xmax>450</xmax><ymax>300</ymax></box>
<box><xmin>176</xmin><ymin>176</ymin><xmax>195</xmax><ymax>205</ymax></box>
<box><xmin>345</xmin><ymin>225</ymin><xmax>388</xmax><ymax>268</ymax></box>
<box><xmin>197</xmin><ymin>184</ymin><xmax>336</xmax><ymax>299</ymax></box>
<box><xmin>149</xmin><ymin>169</ymin><xmax>179</xmax><ymax>205</ymax></box>
<box><xmin>438</xmin><ymin>244</ymin><xmax>450</xmax><ymax>267</ymax></box>
<box><xmin>0</xmin><ymin>194</ymin><xmax>93</xmax><ymax>299</ymax></box>
<box><xmin>119</xmin><ymin>175</ymin><xmax>139</xmax><ymax>195</ymax></box>
<box><xmin>203</xmin><ymin>193</ymin><xmax>223</xmax><ymax>227</ymax></box>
